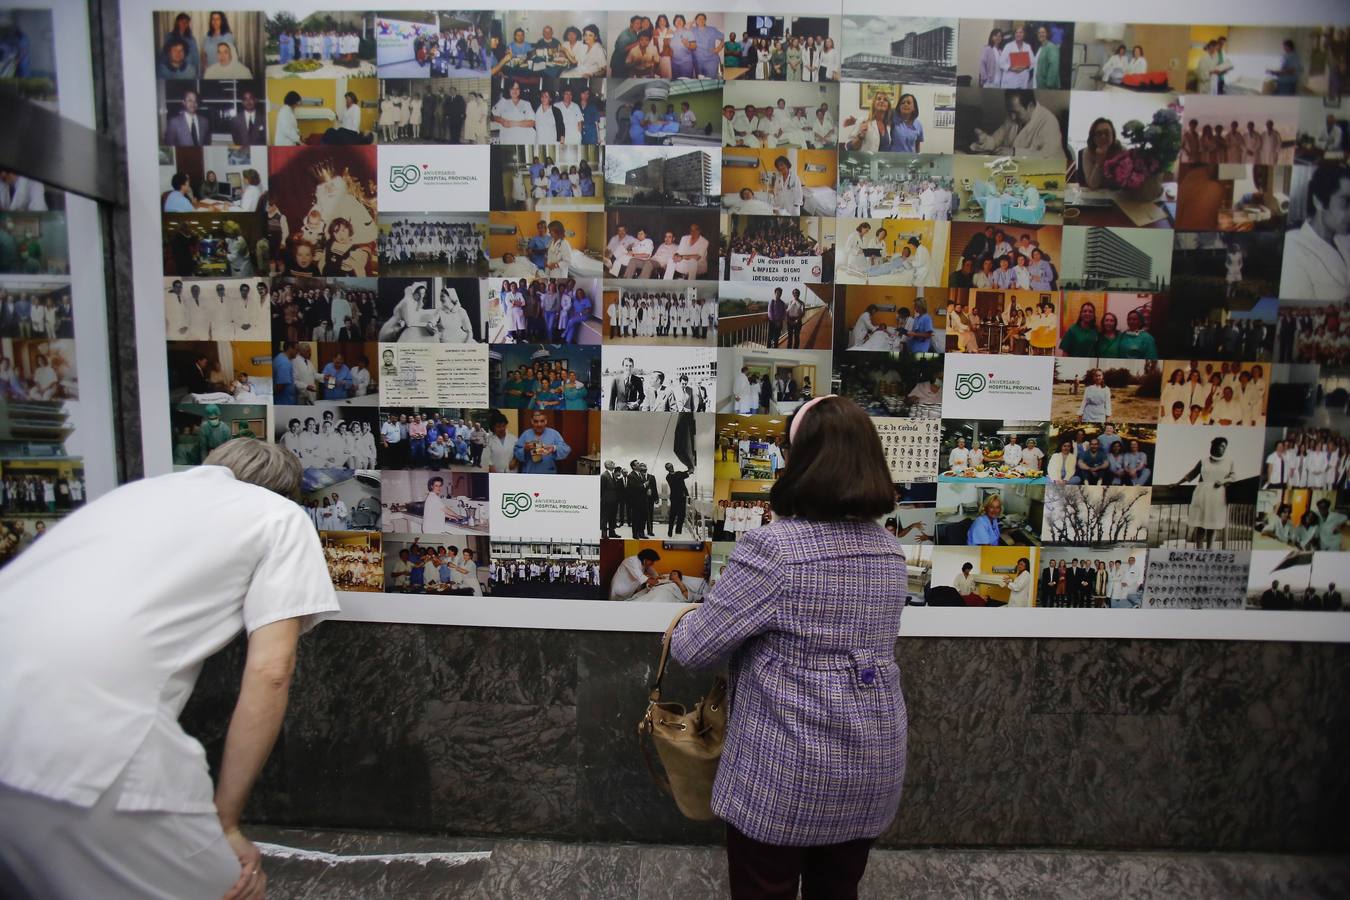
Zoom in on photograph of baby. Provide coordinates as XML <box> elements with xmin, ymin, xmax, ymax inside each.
<box><xmin>488</xmin><ymin>539</ymin><xmax>599</xmax><ymax>599</ymax></box>
<box><xmin>381</xmin><ymin>469</ymin><xmax>489</xmax><ymax>536</ymax></box>
<box><xmin>268</xmin><ymin>145</ymin><xmax>378</xmax><ymax>277</ymax></box>
<box><xmin>717</xmin><ymin>283</ymin><xmax>831</xmax><ymax>350</ymax></box>
<box><xmin>602</xmin><ymin>346</ymin><xmax>718</xmax><ymax>412</ymax></box>
<box><xmin>601</xmin><ymin>281</ymin><xmax>716</xmax><ymax>346</ymax></box>
<box><xmin>836</xmin><ymin>286</ymin><xmax>943</xmax><ymax>354</ymax></box>
<box><xmin>599</xmin><ymin>540</ymin><xmax>711</xmax><ymax>603</ymax></box>
<box><xmin>385</xmin><ymin>535</ymin><xmax>487</xmax><ymax>595</ymax></box>
<box><xmin>600</xmin><ymin>411</ymin><xmax>715</xmax><ymax>540</ymax></box>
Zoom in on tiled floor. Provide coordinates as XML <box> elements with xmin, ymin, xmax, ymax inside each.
<box><xmin>249</xmin><ymin>826</ymin><xmax>1350</xmax><ymax>899</ymax></box>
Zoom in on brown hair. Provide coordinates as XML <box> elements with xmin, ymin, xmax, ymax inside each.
<box><xmin>770</xmin><ymin>396</ymin><xmax>894</xmax><ymax>520</ymax></box>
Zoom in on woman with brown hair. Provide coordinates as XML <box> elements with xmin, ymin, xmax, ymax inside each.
<box><xmin>671</xmin><ymin>396</ymin><xmax>907</xmax><ymax>899</ymax></box>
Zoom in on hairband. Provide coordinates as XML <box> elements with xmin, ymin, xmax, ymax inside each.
<box><xmin>789</xmin><ymin>394</ymin><xmax>837</xmax><ymax>444</ymax></box>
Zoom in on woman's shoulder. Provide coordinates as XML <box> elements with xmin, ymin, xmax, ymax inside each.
<box><xmin>763</xmin><ymin>518</ymin><xmax>904</xmax><ymax>560</ymax></box>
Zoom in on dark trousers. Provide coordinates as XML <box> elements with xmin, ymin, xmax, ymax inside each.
<box><xmin>767</xmin><ymin>320</ymin><xmax>783</xmax><ymax>347</ymax></box>
<box><xmin>601</xmin><ymin>498</ymin><xmax>618</xmax><ymax>535</ymax></box>
<box><xmin>726</xmin><ymin>824</ymin><xmax>874</xmax><ymax>900</ymax></box>
<box><xmin>667</xmin><ymin>496</ymin><xmax>686</xmax><ymax>535</ymax></box>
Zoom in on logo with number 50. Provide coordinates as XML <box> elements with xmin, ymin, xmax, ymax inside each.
<box><xmin>953</xmin><ymin>372</ymin><xmax>987</xmax><ymax>400</ymax></box>
<box><xmin>500</xmin><ymin>491</ymin><xmax>534</xmax><ymax>518</ymax></box>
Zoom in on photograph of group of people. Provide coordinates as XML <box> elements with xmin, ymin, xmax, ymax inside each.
<box><xmin>143</xmin><ymin>11</ymin><xmax>1350</xmax><ymax>605</ymax></box>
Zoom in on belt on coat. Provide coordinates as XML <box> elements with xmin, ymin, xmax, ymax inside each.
<box><xmin>757</xmin><ymin>636</ymin><xmax>891</xmax><ymax>688</ymax></box>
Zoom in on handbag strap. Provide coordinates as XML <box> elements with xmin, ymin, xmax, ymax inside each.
<box><xmin>650</xmin><ymin>605</ymin><xmax>700</xmax><ymax>702</ymax></box>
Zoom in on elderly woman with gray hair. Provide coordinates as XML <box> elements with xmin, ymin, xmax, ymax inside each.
<box><xmin>0</xmin><ymin>439</ymin><xmax>341</xmax><ymax>900</ymax></box>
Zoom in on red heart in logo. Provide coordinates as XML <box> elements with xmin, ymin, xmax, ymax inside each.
<box><xmin>533</xmin><ymin>492</ymin><xmax>540</xmax><ymax>497</ymax></box>
<box><xmin>988</xmin><ymin>373</ymin><xmax>995</xmax><ymax>377</ymax></box>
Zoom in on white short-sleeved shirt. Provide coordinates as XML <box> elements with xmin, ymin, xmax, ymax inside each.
<box><xmin>0</xmin><ymin>466</ymin><xmax>340</xmax><ymax>813</ymax></box>
<box><xmin>610</xmin><ymin>555</ymin><xmax>649</xmax><ymax>600</ymax></box>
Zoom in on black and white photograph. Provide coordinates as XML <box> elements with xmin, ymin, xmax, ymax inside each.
<box><xmin>1040</xmin><ymin>484</ymin><xmax>1152</xmax><ymax>547</ymax></box>
<box><xmin>600</xmin><ymin>411</ymin><xmax>714</xmax><ymax>540</ymax></box>
<box><xmin>1279</xmin><ymin>161</ymin><xmax>1350</xmax><ymax>302</ymax></box>
<box><xmin>1142</xmin><ymin>548</ymin><xmax>1250</xmax><ymax>609</ymax></box>
<box><xmin>601</xmin><ymin>281</ymin><xmax>717</xmax><ymax>346</ymax></box>
<box><xmin>377</xmin><ymin>213</ymin><xmax>488</xmax><ymax>278</ymax></box>
<box><xmin>601</xmin><ymin>346</ymin><xmax>717</xmax><ymax>412</ymax></box>
<box><xmin>840</xmin><ymin>17</ymin><xmax>957</xmax><ymax>85</ymax></box>
<box><xmin>375</xmin><ymin>277</ymin><xmax>483</xmax><ymax>343</ymax></box>
<box><xmin>953</xmin><ymin>88</ymin><xmax>1069</xmax><ymax>162</ymax></box>
<box><xmin>1149</xmin><ymin>423</ymin><xmax>1263</xmax><ymax>550</ymax></box>
<box><xmin>274</xmin><ymin>406</ymin><xmax>379</xmax><ymax>469</ymax></box>
<box><xmin>270</xmin><ymin>277</ymin><xmax>379</xmax><ymax>344</ymax></box>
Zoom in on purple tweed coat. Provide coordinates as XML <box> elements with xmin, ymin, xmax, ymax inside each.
<box><xmin>670</xmin><ymin>517</ymin><xmax>908</xmax><ymax>847</ymax></box>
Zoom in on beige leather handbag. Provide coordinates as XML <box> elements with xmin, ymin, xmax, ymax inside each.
<box><xmin>637</xmin><ymin>606</ymin><xmax>727</xmax><ymax>821</ymax></box>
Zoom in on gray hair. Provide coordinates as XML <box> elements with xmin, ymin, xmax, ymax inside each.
<box><xmin>204</xmin><ymin>438</ymin><xmax>302</xmax><ymax>497</ymax></box>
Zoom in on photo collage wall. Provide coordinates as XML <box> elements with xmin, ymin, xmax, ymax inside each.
<box><xmin>0</xmin><ymin>9</ymin><xmax>87</xmax><ymax>567</ymax></box>
<box><xmin>151</xmin><ymin>9</ymin><xmax>1350</xmax><ymax>613</ymax></box>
